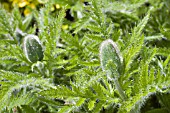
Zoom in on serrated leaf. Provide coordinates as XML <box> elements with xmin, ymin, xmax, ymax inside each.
<box><xmin>76</xmin><ymin>98</ymin><xmax>86</xmax><ymax>107</ymax></box>
<box><xmin>72</xmin><ymin>17</ymin><xmax>90</xmax><ymax>34</ymax></box>
<box><xmin>85</xmin><ymin>34</ymin><xmax>104</xmax><ymax>42</ymax></box>
<box><xmin>88</xmin><ymin>100</ymin><xmax>96</xmax><ymax>111</ymax></box>
<box><xmin>86</xmin><ymin>25</ymin><xmax>102</xmax><ymax>32</ymax></box>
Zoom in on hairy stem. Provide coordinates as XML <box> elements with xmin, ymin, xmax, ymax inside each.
<box><xmin>113</xmin><ymin>78</ymin><xmax>127</xmax><ymax>101</ymax></box>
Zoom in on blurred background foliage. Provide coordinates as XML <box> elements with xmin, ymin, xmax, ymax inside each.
<box><xmin>0</xmin><ymin>0</ymin><xmax>89</xmax><ymax>30</ymax></box>
<box><xmin>1</xmin><ymin>0</ymin><xmax>170</xmax><ymax>36</ymax></box>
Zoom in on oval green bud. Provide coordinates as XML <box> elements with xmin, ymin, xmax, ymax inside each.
<box><xmin>100</xmin><ymin>39</ymin><xmax>123</xmax><ymax>79</ymax></box>
<box><xmin>23</xmin><ymin>34</ymin><xmax>44</xmax><ymax>63</ymax></box>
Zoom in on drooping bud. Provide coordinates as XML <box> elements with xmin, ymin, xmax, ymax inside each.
<box><xmin>99</xmin><ymin>39</ymin><xmax>123</xmax><ymax>79</ymax></box>
<box><xmin>23</xmin><ymin>34</ymin><xmax>44</xmax><ymax>63</ymax></box>
<box><xmin>100</xmin><ymin>39</ymin><xmax>127</xmax><ymax>100</ymax></box>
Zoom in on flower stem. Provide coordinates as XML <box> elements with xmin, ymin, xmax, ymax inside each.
<box><xmin>113</xmin><ymin>78</ymin><xmax>127</xmax><ymax>101</ymax></box>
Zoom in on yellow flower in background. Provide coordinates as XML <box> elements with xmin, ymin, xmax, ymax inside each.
<box><xmin>28</xmin><ymin>3</ymin><xmax>36</xmax><ymax>9</ymax></box>
<box><xmin>24</xmin><ymin>8</ymin><xmax>31</xmax><ymax>16</ymax></box>
<box><xmin>18</xmin><ymin>1</ymin><xmax>29</xmax><ymax>7</ymax></box>
<box><xmin>4</xmin><ymin>0</ymin><xmax>62</xmax><ymax>16</ymax></box>
<box><xmin>55</xmin><ymin>4</ymin><xmax>60</xmax><ymax>9</ymax></box>
<box><xmin>24</xmin><ymin>3</ymin><xmax>36</xmax><ymax>16</ymax></box>
<box><xmin>12</xmin><ymin>0</ymin><xmax>29</xmax><ymax>8</ymax></box>
<box><xmin>62</xmin><ymin>25</ymin><xmax>69</xmax><ymax>30</ymax></box>
<box><xmin>50</xmin><ymin>5</ymin><xmax>55</xmax><ymax>11</ymax></box>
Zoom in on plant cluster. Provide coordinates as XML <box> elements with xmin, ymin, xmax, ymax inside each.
<box><xmin>0</xmin><ymin>0</ymin><xmax>170</xmax><ymax>113</ymax></box>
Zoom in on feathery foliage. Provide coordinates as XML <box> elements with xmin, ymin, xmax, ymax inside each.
<box><xmin>0</xmin><ymin>0</ymin><xmax>170</xmax><ymax>113</ymax></box>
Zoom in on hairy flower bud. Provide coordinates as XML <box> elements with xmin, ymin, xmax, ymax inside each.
<box><xmin>23</xmin><ymin>34</ymin><xmax>44</xmax><ymax>63</ymax></box>
<box><xmin>100</xmin><ymin>39</ymin><xmax>123</xmax><ymax>79</ymax></box>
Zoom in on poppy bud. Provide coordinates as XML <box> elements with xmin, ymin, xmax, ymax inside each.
<box><xmin>100</xmin><ymin>39</ymin><xmax>123</xmax><ymax>79</ymax></box>
<box><xmin>23</xmin><ymin>35</ymin><xmax>44</xmax><ymax>63</ymax></box>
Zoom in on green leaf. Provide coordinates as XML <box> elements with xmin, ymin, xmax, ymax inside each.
<box><xmin>76</xmin><ymin>98</ymin><xmax>86</xmax><ymax>107</ymax></box>
<box><xmin>88</xmin><ymin>100</ymin><xmax>96</xmax><ymax>111</ymax></box>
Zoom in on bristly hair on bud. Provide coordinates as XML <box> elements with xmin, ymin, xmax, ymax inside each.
<box><xmin>23</xmin><ymin>34</ymin><xmax>44</xmax><ymax>63</ymax></box>
<box><xmin>99</xmin><ymin>39</ymin><xmax>123</xmax><ymax>80</ymax></box>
